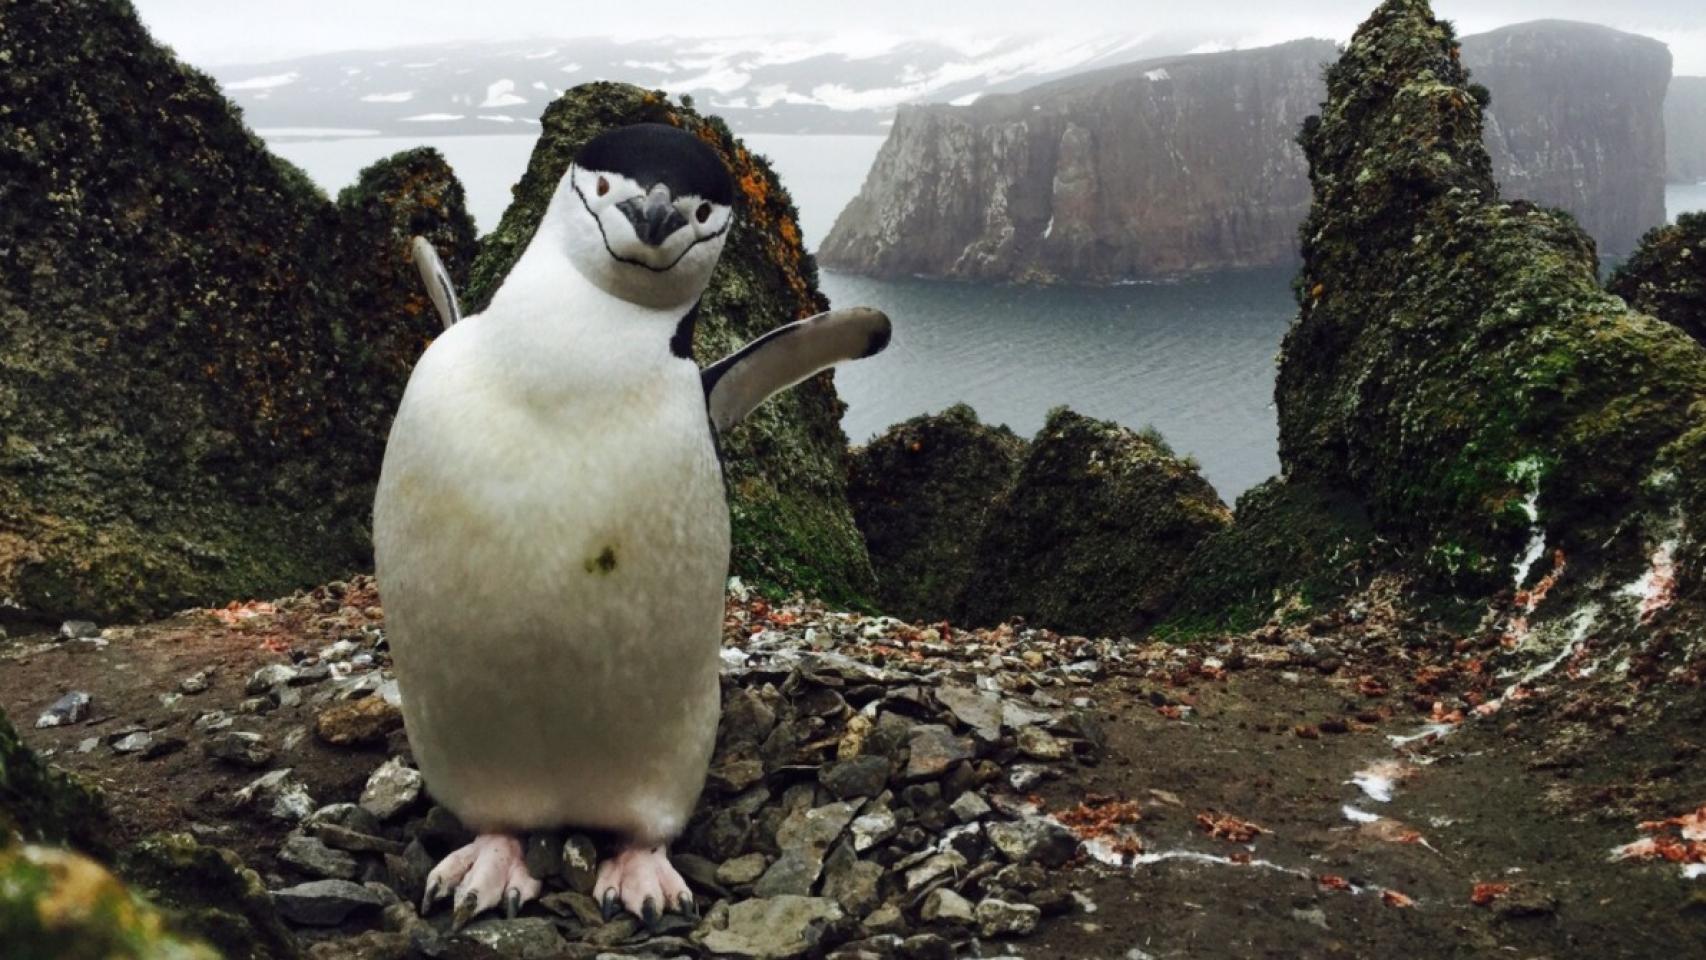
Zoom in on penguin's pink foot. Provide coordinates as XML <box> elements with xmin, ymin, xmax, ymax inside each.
<box><xmin>421</xmin><ymin>833</ymin><xmax>541</xmax><ymax>931</ymax></box>
<box><xmin>595</xmin><ymin>843</ymin><xmax>695</xmax><ymax>930</ymax></box>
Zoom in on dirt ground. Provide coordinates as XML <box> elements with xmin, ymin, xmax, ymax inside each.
<box><xmin>4</xmin><ymin>597</ymin><xmax>1703</xmax><ymax>960</ymax></box>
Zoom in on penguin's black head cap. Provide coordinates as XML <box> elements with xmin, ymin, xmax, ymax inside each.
<box><xmin>558</xmin><ymin>123</ymin><xmax>737</xmax><ymax>310</ymax></box>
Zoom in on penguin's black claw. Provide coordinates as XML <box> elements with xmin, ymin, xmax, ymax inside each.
<box><xmin>420</xmin><ymin>878</ymin><xmax>440</xmax><ymax>916</ymax></box>
<box><xmin>600</xmin><ymin>888</ymin><xmax>621</xmax><ymax>922</ymax></box>
<box><xmin>640</xmin><ymin>896</ymin><xmax>661</xmax><ymax>932</ymax></box>
<box><xmin>452</xmin><ymin>889</ymin><xmax>481</xmax><ymax>932</ymax></box>
<box><xmin>675</xmin><ymin>892</ymin><xmax>698</xmax><ymax>920</ymax></box>
<box><xmin>505</xmin><ymin>887</ymin><xmax>521</xmax><ymax>920</ymax></box>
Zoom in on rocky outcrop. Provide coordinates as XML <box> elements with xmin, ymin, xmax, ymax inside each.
<box><xmin>823</xmin><ymin>22</ymin><xmax>1671</xmax><ymax>281</ymax></box>
<box><xmin>848</xmin><ymin>405</ymin><xmax>1027</xmax><ymax>622</ymax></box>
<box><xmin>1667</xmin><ymin>77</ymin><xmax>1706</xmax><ymax>184</ymax></box>
<box><xmin>848</xmin><ymin>406</ymin><xmax>1229</xmax><ymax>635</ymax></box>
<box><xmin>464</xmin><ymin>83</ymin><xmax>878</xmax><ymax>605</ymax></box>
<box><xmin>1609</xmin><ymin>213</ymin><xmax>1706</xmax><ymax>345</ymax></box>
<box><xmin>957</xmin><ymin>410</ymin><xmax>1231</xmax><ymax>637</ymax></box>
<box><xmin>820</xmin><ymin>40</ymin><xmax>1336</xmax><ymax>283</ymax></box>
<box><xmin>1266</xmin><ymin>0</ymin><xmax>1706</xmax><ymax>619</ymax></box>
<box><xmin>0</xmin><ymin>0</ymin><xmax>476</xmax><ymax>621</ymax></box>
<box><xmin>1461</xmin><ymin>21</ymin><xmax>1671</xmax><ymax>258</ymax></box>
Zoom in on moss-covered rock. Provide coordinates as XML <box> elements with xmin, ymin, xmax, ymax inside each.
<box><xmin>118</xmin><ymin>833</ymin><xmax>298</xmax><ymax>960</ymax></box>
<box><xmin>1274</xmin><ymin>0</ymin><xmax>1706</xmax><ymax>600</ymax></box>
<box><xmin>0</xmin><ymin>0</ymin><xmax>472</xmax><ymax>621</ymax></box>
<box><xmin>956</xmin><ymin>409</ymin><xmax>1230</xmax><ymax>637</ymax></box>
<box><xmin>463</xmin><ymin>83</ymin><xmax>876</xmax><ymax>605</ymax></box>
<box><xmin>1608</xmin><ymin>212</ymin><xmax>1706</xmax><ymax>346</ymax></box>
<box><xmin>0</xmin><ymin>845</ymin><xmax>220</xmax><ymax>960</ymax></box>
<box><xmin>1159</xmin><ymin>479</ymin><xmax>1382</xmax><ymax>638</ymax></box>
<box><xmin>0</xmin><ymin>707</ymin><xmax>108</xmax><ymax>852</ymax></box>
<box><xmin>848</xmin><ymin>404</ymin><xmax>1027</xmax><ymax>621</ymax></box>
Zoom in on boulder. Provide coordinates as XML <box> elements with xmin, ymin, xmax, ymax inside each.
<box><xmin>848</xmin><ymin>404</ymin><xmax>1027</xmax><ymax>622</ymax></box>
<box><xmin>1609</xmin><ymin>213</ymin><xmax>1706</xmax><ymax>347</ymax></box>
<box><xmin>462</xmin><ymin>82</ymin><xmax>876</xmax><ymax>606</ymax></box>
<box><xmin>1276</xmin><ymin>0</ymin><xmax>1706</xmax><ymax>607</ymax></box>
<box><xmin>958</xmin><ymin>409</ymin><xmax>1230</xmax><ymax>636</ymax></box>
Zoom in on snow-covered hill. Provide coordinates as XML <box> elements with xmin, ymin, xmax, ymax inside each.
<box><xmin>210</xmin><ymin>33</ymin><xmax>1206</xmax><ymax>137</ymax></box>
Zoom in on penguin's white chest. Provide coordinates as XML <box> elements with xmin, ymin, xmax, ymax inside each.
<box><xmin>374</xmin><ymin>315</ymin><xmax>730</xmax><ymax>840</ymax></box>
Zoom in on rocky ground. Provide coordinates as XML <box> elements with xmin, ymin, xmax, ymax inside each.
<box><xmin>5</xmin><ymin>577</ymin><xmax>1702</xmax><ymax>959</ymax></box>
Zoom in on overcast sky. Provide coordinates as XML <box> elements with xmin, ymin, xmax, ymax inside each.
<box><xmin>134</xmin><ymin>1</ymin><xmax>1706</xmax><ymax>73</ymax></box>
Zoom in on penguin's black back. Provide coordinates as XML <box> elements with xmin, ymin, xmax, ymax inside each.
<box><xmin>575</xmin><ymin>123</ymin><xmax>734</xmax><ymax>206</ymax></box>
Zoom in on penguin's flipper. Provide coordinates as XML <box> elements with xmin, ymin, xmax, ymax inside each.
<box><xmin>411</xmin><ymin>236</ymin><xmax>462</xmax><ymax>329</ymax></box>
<box><xmin>702</xmin><ymin>306</ymin><xmax>891</xmax><ymax>432</ymax></box>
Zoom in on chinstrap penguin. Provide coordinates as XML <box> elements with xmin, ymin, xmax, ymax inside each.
<box><xmin>375</xmin><ymin>122</ymin><xmax>891</xmax><ymax>930</ymax></box>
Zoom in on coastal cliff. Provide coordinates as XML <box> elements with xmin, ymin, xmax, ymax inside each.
<box><xmin>1668</xmin><ymin>76</ymin><xmax>1706</xmax><ymax>184</ymax></box>
<box><xmin>819</xmin><ymin>40</ymin><xmax>1335</xmax><ymax>283</ymax></box>
<box><xmin>825</xmin><ymin>21</ymin><xmax>1671</xmax><ymax>280</ymax></box>
<box><xmin>1461</xmin><ymin>20</ymin><xmax>1671</xmax><ymax>258</ymax></box>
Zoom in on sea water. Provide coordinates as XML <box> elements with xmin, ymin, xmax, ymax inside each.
<box><xmin>267</xmin><ymin>132</ymin><xmax>1706</xmax><ymax>501</ymax></box>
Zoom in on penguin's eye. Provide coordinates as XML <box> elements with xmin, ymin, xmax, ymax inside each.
<box><xmin>596</xmin><ymin>176</ymin><xmax>610</xmax><ymax>197</ymax></box>
<box><xmin>696</xmin><ymin>202</ymin><xmax>712</xmax><ymax>224</ymax></box>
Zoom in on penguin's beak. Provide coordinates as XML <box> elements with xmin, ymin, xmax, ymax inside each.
<box><xmin>617</xmin><ymin>184</ymin><xmax>688</xmax><ymax>247</ymax></box>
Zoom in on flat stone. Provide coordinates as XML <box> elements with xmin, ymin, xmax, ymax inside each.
<box><xmin>903</xmin><ymin>725</ymin><xmax>974</xmax><ymax>781</ymax></box>
<box><xmin>280</xmin><ymin>833</ymin><xmax>359</xmax><ymax>880</ymax></box>
<box><xmin>987</xmin><ymin>818</ymin><xmax>1079</xmax><ymax>868</ymax></box>
<box><xmin>819</xmin><ymin>756</ymin><xmax>891</xmax><ymax>800</ymax></box>
<box><xmin>821</xmin><ymin>844</ymin><xmax>882</xmax><ymax>917</ymax></box>
<box><xmin>861</xmin><ymin>903</ymin><xmax>906</xmax><ymax>936</ymax></box>
<box><xmin>717</xmin><ymin>853</ymin><xmax>771</xmax><ymax>887</ymax></box>
<box><xmin>246</xmin><ymin>663</ymin><xmax>300</xmax><ymax>694</ymax></box>
<box><xmin>36</xmin><ymin>691</ymin><xmax>92</xmax><ymax>728</ymax></box>
<box><xmin>561</xmin><ymin>833</ymin><xmax>598</xmax><ymax>894</ymax></box>
<box><xmin>707</xmin><ymin>758</ymin><xmax>767</xmax><ymax>794</ymax></box>
<box><xmin>360</xmin><ymin>757</ymin><xmax>424</xmax><ymax>821</ymax></box>
<box><xmin>111</xmin><ymin>731</ymin><xmax>153</xmax><ymax>754</ymax></box>
<box><xmin>850</xmin><ymin>807</ymin><xmax>897</xmax><ymax>853</ymax></box>
<box><xmin>311</xmin><ymin>822</ymin><xmax>405</xmax><ymax>856</ymax></box>
<box><xmin>975</xmin><ymin>899</ymin><xmax>1041</xmax><ymax>938</ymax></box>
<box><xmin>1015</xmin><ymin>726</ymin><xmax>1069</xmax><ymax>761</ymax></box>
<box><xmin>903</xmin><ymin>851</ymin><xmax>966</xmax><ymax>893</ymax></box>
<box><xmin>315</xmin><ymin>696</ymin><xmax>404</xmax><ymax>747</ymax></box>
<box><xmin>752</xmin><ymin>853</ymin><xmax>819</xmax><ymax>898</ymax></box>
<box><xmin>58</xmin><ymin>620</ymin><xmax>99</xmax><ymax>641</ymax></box>
<box><xmin>271</xmin><ymin>878</ymin><xmax>386</xmax><ymax>926</ymax></box>
<box><xmin>949</xmin><ymin>792</ymin><xmax>991</xmax><ymax>823</ymax></box>
<box><xmin>456</xmin><ymin>917</ymin><xmax>569</xmax><ymax>959</ymax></box>
<box><xmin>205</xmin><ymin>731</ymin><xmax>274</xmax><ymax>768</ymax></box>
<box><xmin>697</xmin><ymin>895</ymin><xmax>844</xmax><ymax>959</ymax></box>
<box><xmin>192</xmin><ymin>710</ymin><xmax>233</xmax><ymax>734</ymax></box>
<box><xmin>180</xmin><ymin>669</ymin><xmax>213</xmax><ymax>695</ymax></box>
<box><xmin>307</xmin><ymin>802</ymin><xmax>385</xmax><ymax>836</ymax></box>
<box><xmin>935</xmin><ymin>685</ymin><xmax>1003</xmax><ymax>741</ymax></box>
<box><xmin>237</xmin><ymin>768</ymin><xmax>316</xmax><ymax>822</ymax></box>
<box><xmin>920</xmin><ymin>888</ymin><xmax>974</xmax><ymax>925</ymax></box>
